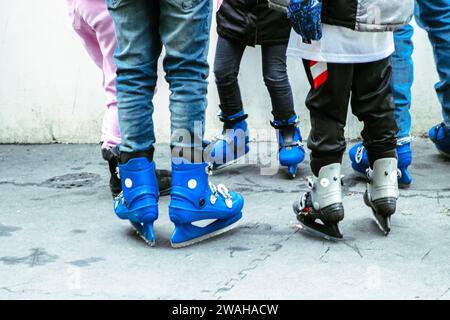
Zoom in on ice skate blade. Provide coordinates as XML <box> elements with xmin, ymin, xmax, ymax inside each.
<box><xmin>438</xmin><ymin>150</ymin><xmax>450</xmax><ymax>159</ymax></box>
<box><xmin>159</xmin><ymin>187</ymin><xmax>172</xmax><ymax>197</ymax></box>
<box><xmin>171</xmin><ymin>221</ymin><xmax>240</xmax><ymax>248</ymax></box>
<box><xmin>130</xmin><ymin>222</ymin><xmax>156</xmax><ymax>247</ymax></box>
<box><xmin>296</xmin><ymin>222</ymin><xmax>343</xmax><ymax>242</ymax></box>
<box><xmin>287</xmin><ymin>166</ymin><xmax>297</xmax><ymax>179</ymax></box>
<box><xmin>135</xmin><ymin>229</ymin><xmax>156</xmax><ymax>247</ymax></box>
<box><xmin>211</xmin><ymin>154</ymin><xmax>249</xmax><ymax>172</ymax></box>
<box><xmin>372</xmin><ymin>214</ymin><xmax>391</xmax><ymax>236</ymax></box>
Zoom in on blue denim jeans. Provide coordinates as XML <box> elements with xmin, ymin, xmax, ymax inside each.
<box><xmin>106</xmin><ymin>0</ymin><xmax>212</xmax><ymax>157</ymax></box>
<box><xmin>393</xmin><ymin>0</ymin><xmax>450</xmax><ymax>140</ymax></box>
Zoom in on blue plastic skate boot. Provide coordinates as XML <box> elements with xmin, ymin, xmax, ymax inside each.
<box><xmin>270</xmin><ymin>115</ymin><xmax>305</xmax><ymax>178</ymax></box>
<box><xmin>169</xmin><ymin>159</ymin><xmax>244</xmax><ymax>248</ymax></box>
<box><xmin>349</xmin><ymin>141</ymin><xmax>413</xmax><ymax>186</ymax></box>
<box><xmin>114</xmin><ymin>157</ymin><xmax>159</xmax><ymax>246</ymax></box>
<box><xmin>429</xmin><ymin>122</ymin><xmax>450</xmax><ymax>158</ymax></box>
<box><xmin>209</xmin><ymin>111</ymin><xmax>250</xmax><ymax>170</ymax></box>
<box><xmin>288</xmin><ymin>0</ymin><xmax>322</xmax><ymax>44</ymax></box>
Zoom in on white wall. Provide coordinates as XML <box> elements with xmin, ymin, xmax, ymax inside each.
<box><xmin>0</xmin><ymin>0</ymin><xmax>443</xmax><ymax>144</ymax></box>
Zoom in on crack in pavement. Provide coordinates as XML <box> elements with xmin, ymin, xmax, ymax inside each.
<box><xmin>438</xmin><ymin>287</ymin><xmax>450</xmax><ymax>300</ymax></box>
<box><xmin>0</xmin><ymin>172</ymin><xmax>100</xmax><ymax>190</ymax></box>
<box><xmin>342</xmin><ymin>241</ymin><xmax>363</xmax><ymax>258</ymax></box>
<box><xmin>421</xmin><ymin>249</ymin><xmax>432</xmax><ymax>262</ymax></box>
<box><xmin>212</xmin><ymin>228</ymin><xmax>299</xmax><ymax>299</ymax></box>
<box><xmin>319</xmin><ymin>247</ymin><xmax>331</xmax><ymax>261</ymax></box>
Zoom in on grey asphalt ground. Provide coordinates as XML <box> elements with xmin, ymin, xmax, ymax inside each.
<box><xmin>0</xmin><ymin>140</ymin><xmax>449</xmax><ymax>300</ymax></box>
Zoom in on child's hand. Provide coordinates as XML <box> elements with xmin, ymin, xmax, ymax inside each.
<box><xmin>288</xmin><ymin>0</ymin><xmax>322</xmax><ymax>44</ymax></box>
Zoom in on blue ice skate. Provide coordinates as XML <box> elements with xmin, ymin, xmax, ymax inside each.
<box><xmin>429</xmin><ymin>122</ymin><xmax>450</xmax><ymax>158</ymax></box>
<box><xmin>114</xmin><ymin>157</ymin><xmax>159</xmax><ymax>246</ymax></box>
<box><xmin>349</xmin><ymin>142</ymin><xmax>413</xmax><ymax>186</ymax></box>
<box><xmin>169</xmin><ymin>159</ymin><xmax>244</xmax><ymax>248</ymax></box>
<box><xmin>270</xmin><ymin>115</ymin><xmax>305</xmax><ymax>178</ymax></box>
<box><xmin>208</xmin><ymin>111</ymin><xmax>250</xmax><ymax>170</ymax></box>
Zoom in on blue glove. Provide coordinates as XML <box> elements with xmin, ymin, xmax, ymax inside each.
<box><xmin>288</xmin><ymin>0</ymin><xmax>322</xmax><ymax>44</ymax></box>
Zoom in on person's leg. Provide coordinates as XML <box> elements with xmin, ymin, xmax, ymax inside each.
<box><xmin>352</xmin><ymin>58</ymin><xmax>398</xmax><ymax>165</ymax></box>
<box><xmin>303</xmin><ymin>60</ymin><xmax>353</xmax><ymax>177</ymax></box>
<box><xmin>208</xmin><ymin>36</ymin><xmax>249</xmax><ymax>169</ymax></box>
<box><xmin>392</xmin><ymin>23</ymin><xmax>415</xmax><ymax>141</ymax></box>
<box><xmin>262</xmin><ymin>44</ymin><xmax>304</xmax><ymax>177</ymax></box>
<box><xmin>160</xmin><ymin>0</ymin><xmax>211</xmax><ymax>162</ymax></box>
<box><xmin>106</xmin><ymin>0</ymin><xmax>162</xmax><ymax>245</ymax></box>
<box><xmin>261</xmin><ymin>43</ymin><xmax>295</xmax><ymax>121</ymax></box>
<box><xmin>68</xmin><ymin>1</ymin><xmax>104</xmax><ymax>69</ymax></box>
<box><xmin>349</xmin><ymin>24</ymin><xmax>414</xmax><ymax>185</ymax></box>
<box><xmin>390</xmin><ymin>24</ymin><xmax>414</xmax><ymax>185</ymax></box>
<box><xmin>214</xmin><ymin>36</ymin><xmax>246</xmax><ymax>117</ymax></box>
<box><xmin>352</xmin><ymin>58</ymin><xmax>399</xmax><ymax>234</ymax></box>
<box><xmin>415</xmin><ymin>0</ymin><xmax>450</xmax><ymax>156</ymax></box>
<box><xmin>415</xmin><ymin>0</ymin><xmax>450</xmax><ymax>125</ymax></box>
<box><xmin>107</xmin><ymin>0</ymin><xmax>161</xmax><ymax>155</ymax></box>
<box><xmin>77</xmin><ymin>0</ymin><xmax>121</xmax><ymax>151</ymax></box>
<box><xmin>160</xmin><ymin>0</ymin><xmax>243</xmax><ymax>247</ymax></box>
<box><xmin>68</xmin><ymin>1</ymin><xmax>121</xmax><ymax>196</ymax></box>
<box><xmin>294</xmin><ymin>60</ymin><xmax>352</xmax><ymax>240</ymax></box>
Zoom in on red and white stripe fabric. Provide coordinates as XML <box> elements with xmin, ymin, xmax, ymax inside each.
<box><xmin>309</xmin><ymin>60</ymin><xmax>328</xmax><ymax>89</ymax></box>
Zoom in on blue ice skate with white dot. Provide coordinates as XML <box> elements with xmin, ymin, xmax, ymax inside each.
<box><xmin>429</xmin><ymin>122</ymin><xmax>450</xmax><ymax>158</ymax></box>
<box><xmin>349</xmin><ymin>140</ymin><xmax>413</xmax><ymax>186</ymax></box>
<box><xmin>271</xmin><ymin>115</ymin><xmax>305</xmax><ymax>178</ymax></box>
<box><xmin>169</xmin><ymin>159</ymin><xmax>244</xmax><ymax>248</ymax></box>
<box><xmin>209</xmin><ymin>111</ymin><xmax>250</xmax><ymax>170</ymax></box>
<box><xmin>114</xmin><ymin>157</ymin><xmax>159</xmax><ymax>246</ymax></box>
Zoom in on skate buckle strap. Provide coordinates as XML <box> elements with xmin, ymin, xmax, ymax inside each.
<box><xmin>307</xmin><ymin>177</ymin><xmax>314</xmax><ymax>190</ymax></box>
<box><xmin>366</xmin><ymin>168</ymin><xmax>401</xmax><ymax>183</ymax></box>
<box><xmin>280</xmin><ymin>140</ymin><xmax>303</xmax><ymax>150</ymax></box>
<box><xmin>209</xmin><ymin>181</ymin><xmax>218</xmax><ymax>205</ymax></box>
<box><xmin>208</xmin><ymin>181</ymin><xmax>233</xmax><ymax>208</ymax></box>
<box><xmin>218</xmin><ymin>112</ymin><xmax>248</xmax><ymax>125</ymax></box>
<box><xmin>298</xmin><ymin>192</ymin><xmax>308</xmax><ymax>211</ymax></box>
<box><xmin>218</xmin><ymin>184</ymin><xmax>233</xmax><ymax>209</ymax></box>
<box><xmin>269</xmin><ymin>117</ymin><xmax>300</xmax><ymax>130</ymax></box>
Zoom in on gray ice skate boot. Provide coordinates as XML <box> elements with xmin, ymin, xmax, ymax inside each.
<box><xmin>364</xmin><ymin>158</ymin><xmax>400</xmax><ymax>235</ymax></box>
<box><xmin>293</xmin><ymin>163</ymin><xmax>345</xmax><ymax>240</ymax></box>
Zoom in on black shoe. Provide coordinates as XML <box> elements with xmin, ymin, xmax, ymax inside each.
<box><xmin>101</xmin><ymin>147</ymin><xmax>172</xmax><ymax>198</ymax></box>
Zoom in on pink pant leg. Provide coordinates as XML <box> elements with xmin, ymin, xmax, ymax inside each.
<box><xmin>67</xmin><ymin>0</ymin><xmax>121</xmax><ymax>150</ymax></box>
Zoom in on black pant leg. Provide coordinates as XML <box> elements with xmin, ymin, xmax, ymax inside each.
<box><xmin>351</xmin><ymin>57</ymin><xmax>398</xmax><ymax>167</ymax></box>
<box><xmin>213</xmin><ymin>36</ymin><xmax>247</xmax><ymax>117</ymax></box>
<box><xmin>261</xmin><ymin>43</ymin><xmax>295</xmax><ymax>121</ymax></box>
<box><xmin>303</xmin><ymin>60</ymin><xmax>353</xmax><ymax>176</ymax></box>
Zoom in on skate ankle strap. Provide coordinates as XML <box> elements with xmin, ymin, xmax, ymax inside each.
<box><xmin>270</xmin><ymin>118</ymin><xmax>299</xmax><ymax>129</ymax></box>
<box><xmin>219</xmin><ymin>113</ymin><xmax>248</xmax><ymax>125</ymax></box>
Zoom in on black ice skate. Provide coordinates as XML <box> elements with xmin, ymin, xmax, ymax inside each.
<box><xmin>102</xmin><ymin>146</ymin><xmax>122</xmax><ymax>198</ymax></box>
<box><xmin>102</xmin><ymin>146</ymin><xmax>172</xmax><ymax>198</ymax></box>
<box><xmin>364</xmin><ymin>158</ymin><xmax>399</xmax><ymax>235</ymax></box>
<box><xmin>293</xmin><ymin>163</ymin><xmax>345</xmax><ymax>241</ymax></box>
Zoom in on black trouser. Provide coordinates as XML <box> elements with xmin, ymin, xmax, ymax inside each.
<box><xmin>303</xmin><ymin>57</ymin><xmax>398</xmax><ymax>176</ymax></box>
<box><xmin>214</xmin><ymin>36</ymin><xmax>295</xmax><ymax>121</ymax></box>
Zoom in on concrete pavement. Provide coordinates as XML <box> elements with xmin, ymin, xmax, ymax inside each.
<box><xmin>0</xmin><ymin>140</ymin><xmax>449</xmax><ymax>300</ymax></box>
